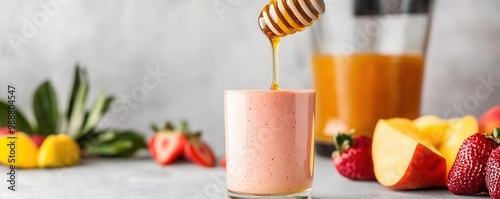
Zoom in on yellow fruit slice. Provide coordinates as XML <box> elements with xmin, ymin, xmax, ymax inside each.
<box><xmin>372</xmin><ymin>119</ymin><xmax>446</xmax><ymax>189</ymax></box>
<box><xmin>0</xmin><ymin>132</ymin><xmax>38</xmax><ymax>169</ymax></box>
<box><xmin>439</xmin><ymin>115</ymin><xmax>478</xmax><ymax>172</ymax></box>
<box><xmin>413</xmin><ymin>115</ymin><xmax>449</xmax><ymax>148</ymax></box>
<box><xmin>38</xmin><ymin>134</ymin><xmax>81</xmax><ymax>168</ymax></box>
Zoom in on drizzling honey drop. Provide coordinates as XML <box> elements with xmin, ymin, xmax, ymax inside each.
<box><xmin>270</xmin><ymin>37</ymin><xmax>281</xmax><ymax>90</ymax></box>
<box><xmin>259</xmin><ymin>0</ymin><xmax>325</xmax><ymax>90</ymax></box>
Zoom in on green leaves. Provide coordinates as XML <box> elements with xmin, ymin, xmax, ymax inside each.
<box><xmin>491</xmin><ymin>128</ymin><xmax>500</xmax><ymax>144</ymax></box>
<box><xmin>67</xmin><ymin>65</ymin><xmax>88</xmax><ymax>120</ymax></box>
<box><xmin>1</xmin><ymin>64</ymin><xmax>147</xmax><ymax>159</ymax></box>
<box><xmin>82</xmin><ymin>130</ymin><xmax>147</xmax><ymax>157</ymax></box>
<box><xmin>66</xmin><ymin>82</ymin><xmax>88</xmax><ymax>137</ymax></box>
<box><xmin>0</xmin><ymin>101</ymin><xmax>33</xmax><ymax>134</ymax></box>
<box><xmin>66</xmin><ymin>65</ymin><xmax>116</xmax><ymax>139</ymax></box>
<box><xmin>33</xmin><ymin>81</ymin><xmax>59</xmax><ymax>136</ymax></box>
<box><xmin>494</xmin><ymin>128</ymin><xmax>500</xmax><ymax>138</ymax></box>
<box><xmin>66</xmin><ymin>66</ymin><xmax>89</xmax><ymax>137</ymax></box>
<box><xmin>180</xmin><ymin>120</ymin><xmax>189</xmax><ymax>132</ymax></box>
<box><xmin>80</xmin><ymin>93</ymin><xmax>114</xmax><ymax>137</ymax></box>
<box><xmin>63</xmin><ymin>65</ymin><xmax>145</xmax><ymax>158</ymax></box>
<box><xmin>334</xmin><ymin>130</ymin><xmax>356</xmax><ymax>154</ymax></box>
<box><xmin>64</xmin><ymin>65</ymin><xmax>146</xmax><ymax>158</ymax></box>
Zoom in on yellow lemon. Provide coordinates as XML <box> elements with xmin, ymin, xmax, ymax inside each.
<box><xmin>38</xmin><ymin>134</ymin><xmax>81</xmax><ymax>168</ymax></box>
<box><xmin>0</xmin><ymin>132</ymin><xmax>38</xmax><ymax>169</ymax></box>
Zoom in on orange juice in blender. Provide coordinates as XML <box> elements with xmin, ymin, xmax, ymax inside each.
<box><xmin>312</xmin><ymin>54</ymin><xmax>424</xmax><ymax>143</ymax></box>
<box><xmin>311</xmin><ymin>0</ymin><xmax>432</xmax><ymax>156</ymax></box>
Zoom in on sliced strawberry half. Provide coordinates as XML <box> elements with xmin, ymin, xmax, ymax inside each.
<box><xmin>148</xmin><ymin>129</ymin><xmax>186</xmax><ymax>165</ymax></box>
<box><xmin>184</xmin><ymin>132</ymin><xmax>215</xmax><ymax>167</ymax></box>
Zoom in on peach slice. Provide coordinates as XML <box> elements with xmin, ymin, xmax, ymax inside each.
<box><xmin>479</xmin><ymin>105</ymin><xmax>500</xmax><ymax>134</ymax></box>
<box><xmin>373</xmin><ymin>119</ymin><xmax>447</xmax><ymax>189</ymax></box>
<box><xmin>413</xmin><ymin>115</ymin><xmax>449</xmax><ymax>148</ymax></box>
<box><xmin>439</xmin><ymin>115</ymin><xmax>478</xmax><ymax>172</ymax></box>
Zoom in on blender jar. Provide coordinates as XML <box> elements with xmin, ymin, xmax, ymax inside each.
<box><xmin>311</xmin><ymin>0</ymin><xmax>433</xmax><ymax>156</ymax></box>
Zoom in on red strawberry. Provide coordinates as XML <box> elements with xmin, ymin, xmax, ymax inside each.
<box><xmin>487</xmin><ymin>147</ymin><xmax>500</xmax><ymax>199</ymax></box>
<box><xmin>149</xmin><ymin>132</ymin><xmax>186</xmax><ymax>165</ymax></box>
<box><xmin>447</xmin><ymin>133</ymin><xmax>499</xmax><ymax>195</ymax></box>
<box><xmin>184</xmin><ymin>132</ymin><xmax>215</xmax><ymax>167</ymax></box>
<box><xmin>219</xmin><ymin>156</ymin><xmax>226</xmax><ymax>168</ymax></box>
<box><xmin>332</xmin><ymin>132</ymin><xmax>375</xmax><ymax>180</ymax></box>
<box><xmin>486</xmin><ymin>128</ymin><xmax>500</xmax><ymax>199</ymax></box>
<box><xmin>148</xmin><ymin>122</ymin><xmax>187</xmax><ymax>165</ymax></box>
<box><xmin>30</xmin><ymin>134</ymin><xmax>45</xmax><ymax>148</ymax></box>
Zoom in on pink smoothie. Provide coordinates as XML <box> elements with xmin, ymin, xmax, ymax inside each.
<box><xmin>224</xmin><ymin>90</ymin><xmax>315</xmax><ymax>195</ymax></box>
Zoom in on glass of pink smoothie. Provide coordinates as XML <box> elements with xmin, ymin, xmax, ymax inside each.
<box><xmin>224</xmin><ymin>89</ymin><xmax>315</xmax><ymax>199</ymax></box>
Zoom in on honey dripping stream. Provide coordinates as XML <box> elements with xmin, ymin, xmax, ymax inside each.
<box><xmin>259</xmin><ymin>0</ymin><xmax>325</xmax><ymax>90</ymax></box>
<box><xmin>270</xmin><ymin>37</ymin><xmax>280</xmax><ymax>90</ymax></box>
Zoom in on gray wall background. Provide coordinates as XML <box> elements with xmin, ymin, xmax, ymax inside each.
<box><xmin>0</xmin><ymin>0</ymin><xmax>499</xmax><ymax>155</ymax></box>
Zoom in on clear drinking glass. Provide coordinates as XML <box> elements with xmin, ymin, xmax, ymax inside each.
<box><xmin>311</xmin><ymin>0</ymin><xmax>433</xmax><ymax>156</ymax></box>
<box><xmin>224</xmin><ymin>90</ymin><xmax>315</xmax><ymax>199</ymax></box>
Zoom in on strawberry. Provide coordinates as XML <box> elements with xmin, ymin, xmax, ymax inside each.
<box><xmin>148</xmin><ymin>122</ymin><xmax>187</xmax><ymax>165</ymax></box>
<box><xmin>332</xmin><ymin>132</ymin><xmax>375</xmax><ymax>180</ymax></box>
<box><xmin>447</xmin><ymin>132</ymin><xmax>499</xmax><ymax>195</ymax></box>
<box><xmin>219</xmin><ymin>156</ymin><xmax>226</xmax><ymax>168</ymax></box>
<box><xmin>486</xmin><ymin>128</ymin><xmax>500</xmax><ymax>199</ymax></box>
<box><xmin>184</xmin><ymin>131</ymin><xmax>215</xmax><ymax>167</ymax></box>
<box><xmin>30</xmin><ymin>134</ymin><xmax>45</xmax><ymax>148</ymax></box>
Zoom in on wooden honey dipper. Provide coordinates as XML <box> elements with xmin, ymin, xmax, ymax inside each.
<box><xmin>258</xmin><ymin>0</ymin><xmax>325</xmax><ymax>38</ymax></box>
<box><xmin>258</xmin><ymin>0</ymin><xmax>325</xmax><ymax>90</ymax></box>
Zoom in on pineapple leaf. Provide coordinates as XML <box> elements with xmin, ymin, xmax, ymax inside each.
<box><xmin>67</xmin><ymin>81</ymin><xmax>88</xmax><ymax>138</ymax></box>
<box><xmin>33</xmin><ymin>81</ymin><xmax>59</xmax><ymax>136</ymax></box>
<box><xmin>67</xmin><ymin>65</ymin><xmax>88</xmax><ymax>121</ymax></box>
<box><xmin>80</xmin><ymin>92</ymin><xmax>106</xmax><ymax>136</ymax></box>
<box><xmin>79</xmin><ymin>93</ymin><xmax>115</xmax><ymax>137</ymax></box>
<box><xmin>83</xmin><ymin>130</ymin><xmax>146</xmax><ymax>157</ymax></box>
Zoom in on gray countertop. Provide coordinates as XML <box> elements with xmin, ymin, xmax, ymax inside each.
<box><xmin>0</xmin><ymin>156</ymin><xmax>489</xmax><ymax>199</ymax></box>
